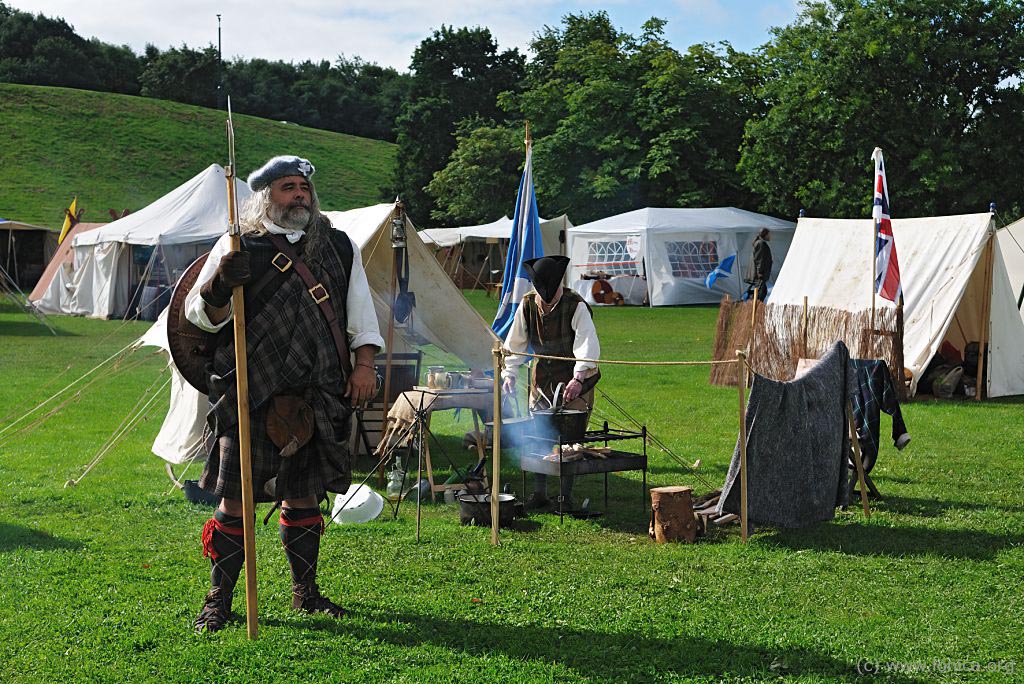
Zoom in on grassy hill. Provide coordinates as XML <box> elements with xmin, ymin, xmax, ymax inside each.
<box><xmin>0</xmin><ymin>83</ymin><xmax>397</xmax><ymax>228</ymax></box>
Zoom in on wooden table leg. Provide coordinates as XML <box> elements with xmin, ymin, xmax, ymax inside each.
<box><xmin>471</xmin><ymin>410</ymin><xmax>486</xmax><ymax>462</ymax></box>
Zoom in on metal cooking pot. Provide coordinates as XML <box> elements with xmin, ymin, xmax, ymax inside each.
<box><xmin>529</xmin><ymin>407</ymin><xmax>589</xmax><ymax>443</ymax></box>
<box><xmin>459</xmin><ymin>492</ymin><xmax>517</xmax><ymax>527</ymax></box>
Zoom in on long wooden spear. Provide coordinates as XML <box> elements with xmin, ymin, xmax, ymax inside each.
<box><xmin>225</xmin><ymin>99</ymin><xmax>259</xmax><ymax>639</ymax></box>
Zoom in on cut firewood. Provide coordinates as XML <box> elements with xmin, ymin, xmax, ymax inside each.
<box><xmin>712</xmin><ymin>513</ymin><xmax>738</xmax><ymax>525</ymax></box>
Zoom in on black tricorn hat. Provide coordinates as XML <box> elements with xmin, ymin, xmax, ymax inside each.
<box><xmin>523</xmin><ymin>255</ymin><xmax>570</xmax><ymax>301</ymax></box>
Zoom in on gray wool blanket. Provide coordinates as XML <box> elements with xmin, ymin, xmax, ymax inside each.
<box><xmin>717</xmin><ymin>341</ymin><xmax>852</xmax><ymax>528</ymax></box>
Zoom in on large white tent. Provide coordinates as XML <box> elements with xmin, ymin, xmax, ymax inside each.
<box><xmin>420</xmin><ymin>215</ymin><xmax>571</xmax><ymax>289</ymax></box>
<box><xmin>997</xmin><ymin>218</ymin><xmax>1024</xmax><ymax>324</ymax></box>
<box><xmin>138</xmin><ymin>201</ymin><xmax>498</xmax><ymax>464</ymax></box>
<box><xmin>769</xmin><ymin>212</ymin><xmax>1024</xmax><ymax>398</ymax></box>
<box><xmin>565</xmin><ymin>207</ymin><xmax>795</xmax><ymax>306</ymax></box>
<box><xmin>32</xmin><ymin>164</ymin><xmax>250</xmax><ymax>319</ymax></box>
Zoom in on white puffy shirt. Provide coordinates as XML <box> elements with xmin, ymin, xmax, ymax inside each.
<box><xmin>501</xmin><ymin>292</ymin><xmax>599</xmax><ymax>381</ymax></box>
<box><xmin>184</xmin><ymin>221</ymin><xmax>385</xmax><ymax>352</ymax></box>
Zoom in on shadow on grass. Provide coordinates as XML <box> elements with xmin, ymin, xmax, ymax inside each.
<box><xmin>0</xmin><ymin>320</ymin><xmax>73</xmax><ymax>336</ymax></box>
<box><xmin>759</xmin><ymin>522</ymin><xmax>1023</xmax><ymax>560</ymax></box>
<box><xmin>0</xmin><ymin>522</ymin><xmax>84</xmax><ymax>552</ymax></box>
<box><xmin>879</xmin><ymin>494</ymin><xmax>1024</xmax><ymax>518</ymax></box>
<box><xmin>275</xmin><ymin>610</ymin><xmax>927</xmax><ymax>684</ymax></box>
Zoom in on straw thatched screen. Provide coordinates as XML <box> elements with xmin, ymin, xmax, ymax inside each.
<box><xmin>710</xmin><ymin>295</ymin><xmax>904</xmax><ymax>393</ymax></box>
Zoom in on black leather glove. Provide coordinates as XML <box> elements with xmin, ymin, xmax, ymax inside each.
<box><xmin>200</xmin><ymin>250</ymin><xmax>251</xmax><ymax>308</ymax></box>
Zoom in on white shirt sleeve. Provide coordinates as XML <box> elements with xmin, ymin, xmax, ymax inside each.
<box><xmin>500</xmin><ymin>303</ymin><xmax>530</xmax><ymax>381</ymax></box>
<box><xmin>571</xmin><ymin>303</ymin><xmax>600</xmax><ymax>377</ymax></box>
<box><xmin>185</xmin><ymin>232</ymin><xmax>384</xmax><ymax>355</ymax></box>
<box><xmin>500</xmin><ymin>300</ymin><xmax>599</xmax><ymax>381</ymax></box>
<box><xmin>345</xmin><ymin>235</ymin><xmax>385</xmax><ymax>352</ymax></box>
<box><xmin>184</xmin><ymin>234</ymin><xmax>233</xmax><ymax>332</ymax></box>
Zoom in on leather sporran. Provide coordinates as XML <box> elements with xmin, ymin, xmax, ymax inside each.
<box><xmin>266</xmin><ymin>395</ymin><xmax>315</xmax><ymax>458</ymax></box>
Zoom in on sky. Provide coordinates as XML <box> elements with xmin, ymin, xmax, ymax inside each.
<box><xmin>11</xmin><ymin>1</ymin><xmax>800</xmax><ymax>71</ymax></box>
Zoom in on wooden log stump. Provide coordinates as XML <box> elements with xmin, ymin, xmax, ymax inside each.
<box><xmin>649</xmin><ymin>486</ymin><xmax>698</xmax><ymax>543</ymax></box>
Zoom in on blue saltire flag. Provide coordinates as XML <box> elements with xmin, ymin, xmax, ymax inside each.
<box><xmin>704</xmin><ymin>253</ymin><xmax>737</xmax><ymax>289</ymax></box>
<box><xmin>492</xmin><ymin>144</ymin><xmax>544</xmax><ymax>338</ymax></box>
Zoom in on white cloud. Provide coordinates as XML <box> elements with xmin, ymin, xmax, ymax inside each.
<box><xmin>10</xmin><ymin>1</ymin><xmax>796</xmax><ymax>70</ymax></box>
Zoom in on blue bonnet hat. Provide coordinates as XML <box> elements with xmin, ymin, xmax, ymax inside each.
<box><xmin>247</xmin><ymin>155</ymin><xmax>315</xmax><ymax>191</ymax></box>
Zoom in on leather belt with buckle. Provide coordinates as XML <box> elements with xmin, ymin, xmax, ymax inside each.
<box><xmin>308</xmin><ymin>283</ymin><xmax>330</xmax><ymax>304</ymax></box>
<box><xmin>272</xmin><ymin>252</ymin><xmax>293</xmax><ymax>272</ymax></box>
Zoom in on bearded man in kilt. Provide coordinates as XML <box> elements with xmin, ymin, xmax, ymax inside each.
<box><xmin>183</xmin><ymin>155</ymin><xmax>383</xmax><ymax>632</ymax></box>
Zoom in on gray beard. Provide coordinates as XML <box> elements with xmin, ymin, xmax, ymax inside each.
<box><xmin>303</xmin><ymin>215</ymin><xmax>332</xmax><ymax>262</ymax></box>
<box><xmin>269</xmin><ymin>203</ymin><xmax>311</xmax><ymax>232</ymax></box>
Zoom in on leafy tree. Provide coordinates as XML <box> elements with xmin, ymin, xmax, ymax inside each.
<box><xmin>139</xmin><ymin>44</ymin><xmax>219</xmax><ymax>107</ymax></box>
<box><xmin>392</xmin><ymin>25</ymin><xmax>525</xmax><ymax>225</ymax></box>
<box><xmin>432</xmin><ymin>13</ymin><xmax>760</xmax><ymax>224</ymax></box>
<box><xmin>739</xmin><ymin>0</ymin><xmax>1024</xmax><ymax>218</ymax></box>
<box><xmin>425</xmin><ymin>121</ymin><xmax>523</xmax><ymax>223</ymax></box>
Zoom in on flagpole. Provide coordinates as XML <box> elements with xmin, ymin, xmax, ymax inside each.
<box><xmin>870</xmin><ymin>148</ymin><xmax>880</xmax><ymax>356</ymax></box>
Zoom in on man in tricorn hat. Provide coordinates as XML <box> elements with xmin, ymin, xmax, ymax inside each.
<box><xmin>183</xmin><ymin>155</ymin><xmax>383</xmax><ymax>632</ymax></box>
<box><xmin>501</xmin><ymin>255</ymin><xmax>600</xmax><ymax>511</ymax></box>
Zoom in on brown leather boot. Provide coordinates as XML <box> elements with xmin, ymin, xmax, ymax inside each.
<box><xmin>292</xmin><ymin>580</ymin><xmax>347</xmax><ymax>618</ymax></box>
<box><xmin>194</xmin><ymin>587</ymin><xmax>234</xmax><ymax>633</ymax></box>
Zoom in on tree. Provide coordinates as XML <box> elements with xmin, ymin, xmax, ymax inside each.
<box><xmin>139</xmin><ymin>45</ymin><xmax>219</xmax><ymax>107</ymax></box>
<box><xmin>739</xmin><ymin>0</ymin><xmax>1024</xmax><ymax>218</ymax></box>
<box><xmin>434</xmin><ymin>13</ymin><xmax>760</xmax><ymax>224</ymax></box>
<box><xmin>425</xmin><ymin>121</ymin><xmax>523</xmax><ymax>224</ymax></box>
<box><xmin>391</xmin><ymin>26</ymin><xmax>525</xmax><ymax>225</ymax></box>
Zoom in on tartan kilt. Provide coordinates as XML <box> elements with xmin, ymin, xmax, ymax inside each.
<box><xmin>199</xmin><ymin>396</ymin><xmax>353</xmax><ymax>503</ymax></box>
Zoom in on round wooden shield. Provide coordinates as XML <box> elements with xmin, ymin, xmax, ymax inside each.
<box><xmin>167</xmin><ymin>254</ymin><xmax>216</xmax><ymax>394</ymax></box>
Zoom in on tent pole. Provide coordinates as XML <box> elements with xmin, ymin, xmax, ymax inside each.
<box><xmin>736</xmin><ymin>350</ymin><xmax>748</xmax><ymax>543</ymax></box>
<box><xmin>975</xmin><ymin>237</ymin><xmax>995</xmax><ymax>400</ymax></box>
<box><xmin>490</xmin><ymin>340</ymin><xmax>503</xmax><ymax>546</ymax></box>
<box><xmin>380</xmin><ymin>206</ymin><xmax>402</xmax><ymax>483</ymax></box>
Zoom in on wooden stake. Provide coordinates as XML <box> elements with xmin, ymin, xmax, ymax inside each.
<box><xmin>736</xmin><ymin>351</ymin><xmax>748</xmax><ymax>543</ymax></box>
<box><xmin>846</xmin><ymin>403</ymin><xmax>870</xmax><ymax>518</ymax></box>
<box><xmin>975</xmin><ymin>237</ymin><xmax>995</xmax><ymax>400</ymax></box>
<box><xmin>225</xmin><ymin>168</ymin><xmax>258</xmax><ymax>640</ymax></box>
<box><xmin>491</xmin><ymin>340</ymin><xmax>503</xmax><ymax>545</ymax></box>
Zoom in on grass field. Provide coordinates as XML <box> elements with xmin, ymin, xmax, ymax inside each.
<box><xmin>0</xmin><ymin>294</ymin><xmax>1022</xmax><ymax>683</ymax></box>
<box><xmin>0</xmin><ymin>83</ymin><xmax>396</xmax><ymax>228</ymax></box>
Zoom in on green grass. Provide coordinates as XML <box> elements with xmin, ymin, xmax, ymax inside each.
<box><xmin>1</xmin><ymin>295</ymin><xmax>1022</xmax><ymax>683</ymax></box>
<box><xmin>0</xmin><ymin>83</ymin><xmax>396</xmax><ymax>228</ymax></box>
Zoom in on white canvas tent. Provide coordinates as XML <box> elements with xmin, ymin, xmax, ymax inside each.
<box><xmin>420</xmin><ymin>215</ymin><xmax>571</xmax><ymax>289</ymax></box>
<box><xmin>565</xmin><ymin>207</ymin><xmax>795</xmax><ymax>306</ymax></box>
<box><xmin>769</xmin><ymin>212</ymin><xmax>1024</xmax><ymax>398</ymax></box>
<box><xmin>138</xmin><ymin>201</ymin><xmax>499</xmax><ymax>463</ymax></box>
<box><xmin>32</xmin><ymin>165</ymin><xmax>250</xmax><ymax>319</ymax></box>
<box><xmin>997</xmin><ymin>218</ymin><xmax>1024</xmax><ymax>324</ymax></box>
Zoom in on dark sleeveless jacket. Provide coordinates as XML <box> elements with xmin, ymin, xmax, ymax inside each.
<box><xmin>522</xmin><ymin>289</ymin><xmax>596</xmax><ymax>394</ymax></box>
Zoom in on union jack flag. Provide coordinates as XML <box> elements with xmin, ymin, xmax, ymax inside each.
<box><xmin>872</xmin><ymin>148</ymin><xmax>902</xmax><ymax>302</ymax></box>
